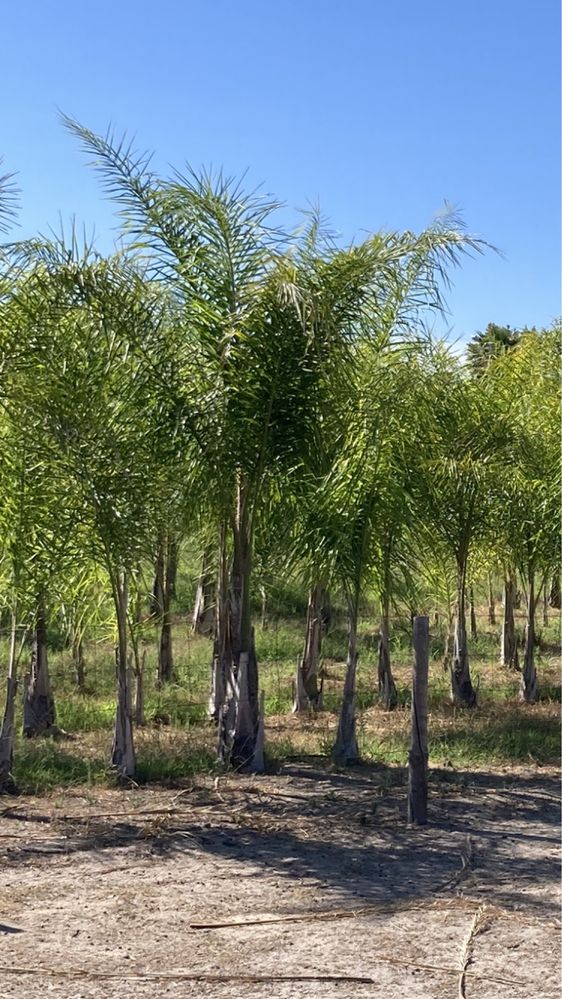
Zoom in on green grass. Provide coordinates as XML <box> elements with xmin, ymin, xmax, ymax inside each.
<box><xmin>12</xmin><ymin>740</ymin><xmax>108</xmax><ymax>793</ymax></box>
<box><xmin>57</xmin><ymin>696</ymin><xmax>116</xmax><ymax>731</ymax></box>
<box><xmin>359</xmin><ymin>704</ymin><xmax>561</xmax><ymax>769</ymax></box>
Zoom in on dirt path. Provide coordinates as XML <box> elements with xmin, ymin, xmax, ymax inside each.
<box><xmin>0</xmin><ymin>763</ymin><xmax>559</xmax><ymax>998</ymax></box>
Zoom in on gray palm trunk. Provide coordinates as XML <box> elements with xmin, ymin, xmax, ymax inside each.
<box><xmin>333</xmin><ymin>593</ymin><xmax>360</xmax><ymax>765</ymax></box>
<box><xmin>378</xmin><ymin>596</ymin><xmax>397</xmax><ymax>710</ymax></box>
<box><xmin>451</xmin><ymin>565</ymin><xmax>477</xmax><ymax>707</ymax></box>
<box><xmin>0</xmin><ymin>613</ymin><xmax>19</xmax><ymax>792</ymax></box>
<box><xmin>150</xmin><ymin>539</ymin><xmax>165</xmax><ymax>617</ymax></box>
<box><xmin>23</xmin><ymin>600</ymin><xmax>56</xmax><ymax>737</ymax></box>
<box><xmin>111</xmin><ymin>572</ymin><xmax>135</xmax><ymax>780</ymax></box>
<box><xmin>129</xmin><ymin>593</ymin><xmax>146</xmax><ymax>728</ymax></box>
<box><xmin>500</xmin><ymin>573</ymin><xmax>519</xmax><ymax>670</ymax></box>
<box><xmin>193</xmin><ymin>544</ymin><xmax>216</xmax><ymax>636</ymax></box>
<box><xmin>134</xmin><ymin>650</ymin><xmax>146</xmax><ymax>727</ymax></box>
<box><xmin>216</xmin><ymin>492</ymin><xmax>263</xmax><ymax>772</ymax></box>
<box><xmin>157</xmin><ymin>534</ymin><xmax>176</xmax><ymax>686</ymax></box>
<box><xmin>487</xmin><ymin>574</ymin><xmax>496</xmax><ymax>625</ymax></box>
<box><xmin>293</xmin><ymin>584</ymin><xmax>325</xmax><ymax>712</ymax></box>
<box><xmin>548</xmin><ymin>575</ymin><xmax>561</xmax><ymax>609</ymax></box>
<box><xmin>542</xmin><ymin>592</ymin><xmax>549</xmax><ymax>628</ymax></box>
<box><xmin>210</xmin><ymin>528</ymin><xmax>229</xmax><ymax>724</ymax></box>
<box><xmin>519</xmin><ymin>571</ymin><xmax>539</xmax><ymax>703</ymax></box>
<box><xmin>442</xmin><ymin>605</ymin><xmax>454</xmax><ymax>673</ymax></box>
<box><xmin>469</xmin><ymin>586</ymin><xmax>478</xmax><ymax>640</ymax></box>
<box><xmin>72</xmin><ymin>629</ymin><xmax>86</xmax><ymax>692</ymax></box>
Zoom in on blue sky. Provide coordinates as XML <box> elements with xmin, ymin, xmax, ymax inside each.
<box><xmin>2</xmin><ymin>0</ymin><xmax>560</xmax><ymax>343</ymax></box>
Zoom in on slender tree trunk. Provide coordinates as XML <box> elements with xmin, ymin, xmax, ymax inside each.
<box><xmin>378</xmin><ymin>592</ymin><xmax>397</xmax><ymax>710</ymax></box>
<box><xmin>150</xmin><ymin>536</ymin><xmax>165</xmax><ymax>617</ymax></box>
<box><xmin>134</xmin><ymin>650</ymin><xmax>146</xmax><ymax>727</ymax></box>
<box><xmin>487</xmin><ymin>574</ymin><xmax>496</xmax><ymax>625</ymax></box>
<box><xmin>442</xmin><ymin>604</ymin><xmax>454</xmax><ymax>673</ymax></box>
<box><xmin>23</xmin><ymin>598</ymin><xmax>56</xmax><ymax>737</ymax></box>
<box><xmin>72</xmin><ymin>628</ymin><xmax>86</xmax><ymax>692</ymax></box>
<box><xmin>228</xmin><ymin>495</ymin><xmax>259</xmax><ymax>767</ymax></box>
<box><xmin>542</xmin><ymin>591</ymin><xmax>549</xmax><ymax>628</ymax></box>
<box><xmin>158</xmin><ymin>534</ymin><xmax>175</xmax><ymax>685</ymax></box>
<box><xmin>408</xmin><ymin>616</ymin><xmax>429</xmax><ymax>825</ymax></box>
<box><xmin>451</xmin><ymin>564</ymin><xmax>477</xmax><ymax>707</ymax></box>
<box><xmin>211</xmin><ymin>525</ymin><xmax>229</xmax><ymax>725</ymax></box>
<box><xmin>520</xmin><ymin>570</ymin><xmax>539</xmax><ymax>703</ymax></box>
<box><xmin>259</xmin><ymin>584</ymin><xmax>268</xmax><ymax>631</ymax></box>
<box><xmin>0</xmin><ymin>612</ymin><xmax>19</xmax><ymax>792</ymax></box>
<box><xmin>167</xmin><ymin>536</ymin><xmax>179</xmax><ymax>600</ymax></box>
<box><xmin>192</xmin><ymin>544</ymin><xmax>216</xmax><ymax>636</ymax></box>
<box><xmin>333</xmin><ymin>592</ymin><xmax>360</xmax><ymax>765</ymax></box>
<box><xmin>217</xmin><ymin>485</ymin><xmax>261</xmax><ymax>771</ymax></box>
<box><xmin>293</xmin><ymin>584</ymin><xmax>325</xmax><ymax>712</ymax></box>
<box><xmin>111</xmin><ymin>571</ymin><xmax>135</xmax><ymax>781</ymax></box>
<box><xmin>469</xmin><ymin>586</ymin><xmax>478</xmax><ymax>640</ymax></box>
<box><xmin>500</xmin><ymin>572</ymin><xmax>519</xmax><ymax>670</ymax></box>
<box><xmin>548</xmin><ymin>575</ymin><xmax>561</xmax><ymax>609</ymax></box>
<box><xmin>128</xmin><ymin>585</ymin><xmax>145</xmax><ymax>727</ymax></box>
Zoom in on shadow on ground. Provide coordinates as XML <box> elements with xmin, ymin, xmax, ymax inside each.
<box><xmin>1</xmin><ymin>760</ymin><xmax>559</xmax><ymax>921</ymax></box>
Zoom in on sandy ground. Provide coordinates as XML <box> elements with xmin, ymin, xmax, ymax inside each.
<box><xmin>0</xmin><ymin>762</ymin><xmax>559</xmax><ymax>998</ymax></box>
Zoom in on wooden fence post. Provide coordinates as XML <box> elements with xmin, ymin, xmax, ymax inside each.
<box><xmin>408</xmin><ymin>615</ymin><xmax>429</xmax><ymax>825</ymax></box>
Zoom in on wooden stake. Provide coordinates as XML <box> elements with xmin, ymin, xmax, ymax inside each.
<box><xmin>408</xmin><ymin>615</ymin><xmax>429</xmax><ymax>825</ymax></box>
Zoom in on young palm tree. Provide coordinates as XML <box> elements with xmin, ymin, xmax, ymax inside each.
<box><xmin>488</xmin><ymin>326</ymin><xmax>561</xmax><ymax>702</ymax></box>
<box><xmin>1</xmin><ymin>240</ymin><xmax>174</xmax><ymax>779</ymax></box>
<box><xmin>415</xmin><ymin>347</ymin><xmax>511</xmax><ymax>707</ymax></box>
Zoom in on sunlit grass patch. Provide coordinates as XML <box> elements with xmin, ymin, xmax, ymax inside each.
<box><xmin>12</xmin><ymin>738</ymin><xmax>108</xmax><ymax>794</ymax></box>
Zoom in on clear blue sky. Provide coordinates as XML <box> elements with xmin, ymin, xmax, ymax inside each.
<box><xmin>2</xmin><ymin>0</ymin><xmax>560</xmax><ymax>342</ymax></box>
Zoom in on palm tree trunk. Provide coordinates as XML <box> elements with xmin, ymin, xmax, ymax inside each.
<box><xmin>469</xmin><ymin>585</ymin><xmax>478</xmax><ymax>640</ymax></box>
<box><xmin>548</xmin><ymin>575</ymin><xmax>561</xmax><ymax>609</ymax></box>
<box><xmin>23</xmin><ymin>598</ymin><xmax>56</xmax><ymax>737</ymax></box>
<box><xmin>260</xmin><ymin>584</ymin><xmax>268</xmax><ymax>630</ymax></box>
<box><xmin>192</xmin><ymin>544</ymin><xmax>216</xmax><ymax>636</ymax></box>
<box><xmin>111</xmin><ymin>571</ymin><xmax>135</xmax><ymax>781</ymax></box>
<box><xmin>451</xmin><ymin>563</ymin><xmax>477</xmax><ymax>707</ymax></box>
<box><xmin>442</xmin><ymin>604</ymin><xmax>454</xmax><ymax>673</ymax></box>
<box><xmin>487</xmin><ymin>574</ymin><xmax>496</xmax><ymax>625</ymax></box>
<box><xmin>378</xmin><ymin>592</ymin><xmax>397</xmax><ymax>710</ymax></box>
<box><xmin>167</xmin><ymin>536</ymin><xmax>179</xmax><ymax>600</ymax></box>
<box><xmin>217</xmin><ymin>487</ymin><xmax>261</xmax><ymax>771</ymax></box>
<box><xmin>149</xmin><ymin>536</ymin><xmax>165</xmax><ymax>617</ymax></box>
<box><xmin>500</xmin><ymin>572</ymin><xmax>519</xmax><ymax>670</ymax></box>
<box><xmin>72</xmin><ymin>629</ymin><xmax>86</xmax><ymax>692</ymax></box>
<box><xmin>293</xmin><ymin>583</ymin><xmax>325</xmax><ymax>712</ymax></box>
<box><xmin>333</xmin><ymin>590</ymin><xmax>360</xmax><ymax>764</ymax></box>
<box><xmin>0</xmin><ymin>612</ymin><xmax>19</xmax><ymax>792</ymax></box>
<box><xmin>542</xmin><ymin>590</ymin><xmax>549</xmax><ymax>628</ymax></box>
<box><xmin>134</xmin><ymin>650</ymin><xmax>146</xmax><ymax>727</ymax></box>
<box><xmin>158</xmin><ymin>534</ymin><xmax>175</xmax><ymax>685</ymax></box>
<box><xmin>520</xmin><ymin>570</ymin><xmax>538</xmax><ymax>703</ymax></box>
<box><xmin>211</xmin><ymin>525</ymin><xmax>229</xmax><ymax>726</ymax></box>
<box><xmin>228</xmin><ymin>496</ymin><xmax>259</xmax><ymax>767</ymax></box>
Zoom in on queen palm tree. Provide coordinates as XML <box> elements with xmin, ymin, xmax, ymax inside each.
<box><xmin>415</xmin><ymin>347</ymin><xmax>512</xmax><ymax>707</ymax></box>
<box><xmin>0</xmin><ymin>238</ymin><xmax>174</xmax><ymax>779</ymax></box>
<box><xmin>488</xmin><ymin>326</ymin><xmax>560</xmax><ymax>702</ymax></box>
<box><xmin>63</xmin><ymin>118</ymin><xmax>488</xmax><ymax>764</ymax></box>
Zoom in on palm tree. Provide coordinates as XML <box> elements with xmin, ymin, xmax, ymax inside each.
<box><xmin>488</xmin><ymin>326</ymin><xmax>560</xmax><ymax>702</ymax></box>
<box><xmin>415</xmin><ymin>347</ymin><xmax>510</xmax><ymax>707</ymax></box>
<box><xmin>1</xmin><ymin>239</ymin><xmax>174</xmax><ymax>779</ymax></box>
<box><xmin>63</xmin><ymin>119</ymin><xmax>490</xmax><ymax>764</ymax></box>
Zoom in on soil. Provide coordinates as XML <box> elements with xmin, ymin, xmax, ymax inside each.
<box><xmin>0</xmin><ymin>761</ymin><xmax>559</xmax><ymax>998</ymax></box>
